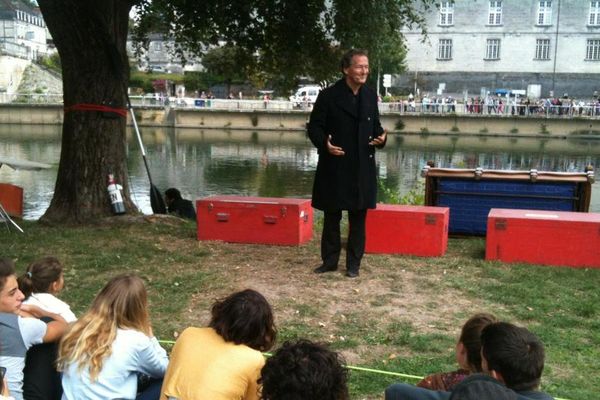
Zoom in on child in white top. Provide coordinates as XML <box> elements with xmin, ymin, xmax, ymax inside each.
<box><xmin>18</xmin><ymin>257</ymin><xmax>76</xmax><ymax>323</ymax></box>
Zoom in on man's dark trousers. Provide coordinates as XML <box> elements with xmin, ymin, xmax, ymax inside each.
<box><xmin>321</xmin><ymin>209</ymin><xmax>367</xmax><ymax>273</ymax></box>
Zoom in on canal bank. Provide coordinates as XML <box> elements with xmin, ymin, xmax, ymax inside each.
<box><xmin>1</xmin><ymin>103</ymin><xmax>599</xmax><ymax>139</ymax></box>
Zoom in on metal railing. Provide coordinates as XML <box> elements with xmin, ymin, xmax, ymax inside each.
<box><xmin>2</xmin><ymin>94</ymin><xmax>599</xmax><ymax>119</ymax></box>
<box><xmin>0</xmin><ymin>93</ymin><xmax>64</xmax><ymax>104</ymax></box>
<box><xmin>378</xmin><ymin>101</ymin><xmax>600</xmax><ymax>118</ymax></box>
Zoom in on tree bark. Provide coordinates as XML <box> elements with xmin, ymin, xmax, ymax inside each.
<box><xmin>37</xmin><ymin>0</ymin><xmax>137</xmax><ymax>224</ymax></box>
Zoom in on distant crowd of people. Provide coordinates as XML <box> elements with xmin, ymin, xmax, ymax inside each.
<box><xmin>0</xmin><ymin>255</ymin><xmax>555</xmax><ymax>400</ymax></box>
<box><xmin>384</xmin><ymin>94</ymin><xmax>600</xmax><ymax>117</ymax></box>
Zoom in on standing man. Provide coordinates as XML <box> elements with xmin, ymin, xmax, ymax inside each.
<box><xmin>308</xmin><ymin>49</ymin><xmax>387</xmax><ymax>278</ymax></box>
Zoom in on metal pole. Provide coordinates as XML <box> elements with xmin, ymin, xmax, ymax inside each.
<box><xmin>551</xmin><ymin>0</ymin><xmax>561</xmax><ymax>95</ymax></box>
<box><xmin>0</xmin><ymin>201</ymin><xmax>24</xmax><ymax>233</ymax></box>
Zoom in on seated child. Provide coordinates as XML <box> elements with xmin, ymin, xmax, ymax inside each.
<box><xmin>18</xmin><ymin>257</ymin><xmax>76</xmax><ymax>399</ymax></box>
<box><xmin>0</xmin><ymin>258</ymin><xmax>68</xmax><ymax>400</ymax></box>
<box><xmin>259</xmin><ymin>339</ymin><xmax>349</xmax><ymax>400</ymax></box>
<box><xmin>58</xmin><ymin>274</ymin><xmax>168</xmax><ymax>400</ymax></box>
<box><xmin>417</xmin><ymin>313</ymin><xmax>497</xmax><ymax>391</ymax></box>
<box><xmin>160</xmin><ymin>289</ymin><xmax>277</xmax><ymax>400</ymax></box>
<box><xmin>18</xmin><ymin>257</ymin><xmax>76</xmax><ymax>322</ymax></box>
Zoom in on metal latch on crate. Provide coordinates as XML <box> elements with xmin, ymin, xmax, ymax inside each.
<box><xmin>495</xmin><ymin>219</ymin><xmax>507</xmax><ymax>230</ymax></box>
<box><xmin>216</xmin><ymin>212</ymin><xmax>229</xmax><ymax>222</ymax></box>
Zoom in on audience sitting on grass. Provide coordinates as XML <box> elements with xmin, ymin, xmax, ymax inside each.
<box><xmin>417</xmin><ymin>313</ymin><xmax>497</xmax><ymax>391</ymax></box>
<box><xmin>259</xmin><ymin>339</ymin><xmax>349</xmax><ymax>400</ymax></box>
<box><xmin>384</xmin><ymin>321</ymin><xmax>553</xmax><ymax>400</ymax></box>
<box><xmin>18</xmin><ymin>256</ymin><xmax>77</xmax><ymax>323</ymax></box>
<box><xmin>58</xmin><ymin>274</ymin><xmax>168</xmax><ymax>400</ymax></box>
<box><xmin>0</xmin><ymin>258</ymin><xmax>68</xmax><ymax>400</ymax></box>
<box><xmin>160</xmin><ymin>289</ymin><xmax>277</xmax><ymax>400</ymax></box>
<box><xmin>0</xmin><ymin>257</ymin><xmax>564</xmax><ymax>400</ymax></box>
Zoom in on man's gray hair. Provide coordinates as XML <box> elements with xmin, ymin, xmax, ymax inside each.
<box><xmin>340</xmin><ymin>49</ymin><xmax>368</xmax><ymax>74</ymax></box>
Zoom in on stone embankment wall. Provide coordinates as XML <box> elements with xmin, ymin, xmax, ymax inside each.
<box><xmin>0</xmin><ymin>104</ymin><xmax>598</xmax><ymax>139</ymax></box>
<box><xmin>0</xmin><ymin>56</ymin><xmax>31</xmax><ymax>94</ymax></box>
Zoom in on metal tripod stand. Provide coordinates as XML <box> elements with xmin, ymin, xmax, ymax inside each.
<box><xmin>0</xmin><ymin>200</ymin><xmax>23</xmax><ymax>233</ymax></box>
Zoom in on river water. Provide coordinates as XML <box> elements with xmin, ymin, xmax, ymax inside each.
<box><xmin>1</xmin><ymin>124</ymin><xmax>600</xmax><ymax>219</ymax></box>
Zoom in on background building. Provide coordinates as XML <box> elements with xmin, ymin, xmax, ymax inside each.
<box><xmin>126</xmin><ymin>33</ymin><xmax>203</xmax><ymax>74</ymax></box>
<box><xmin>0</xmin><ymin>0</ymin><xmax>48</xmax><ymax>60</ymax></box>
<box><xmin>397</xmin><ymin>0</ymin><xmax>600</xmax><ymax>99</ymax></box>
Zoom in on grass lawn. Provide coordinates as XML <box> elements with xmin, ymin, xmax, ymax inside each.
<box><xmin>2</xmin><ymin>217</ymin><xmax>599</xmax><ymax>400</ymax></box>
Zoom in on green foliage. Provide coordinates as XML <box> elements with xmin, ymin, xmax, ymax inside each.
<box><xmin>182</xmin><ymin>71</ymin><xmax>221</xmax><ymax>93</ymax></box>
<box><xmin>378</xmin><ymin>181</ymin><xmax>425</xmax><ymax>205</ymax></box>
<box><xmin>510</xmin><ymin>127</ymin><xmax>519</xmax><ymax>134</ymax></box>
<box><xmin>131</xmin><ymin>0</ymin><xmax>436</xmax><ymax>91</ymax></box>
<box><xmin>450</xmin><ymin>125</ymin><xmax>460</xmax><ymax>132</ymax></box>
<box><xmin>394</xmin><ymin>119</ymin><xmax>405</xmax><ymax>131</ymax></box>
<box><xmin>201</xmin><ymin>45</ymin><xmax>247</xmax><ymax>87</ymax></box>
<box><xmin>37</xmin><ymin>52</ymin><xmax>62</xmax><ymax>75</ymax></box>
<box><xmin>129</xmin><ymin>69</ymin><xmax>184</xmax><ymax>93</ymax></box>
<box><xmin>540</xmin><ymin>123</ymin><xmax>550</xmax><ymax>134</ymax></box>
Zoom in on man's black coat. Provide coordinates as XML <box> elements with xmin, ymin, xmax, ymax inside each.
<box><xmin>308</xmin><ymin>79</ymin><xmax>385</xmax><ymax>211</ymax></box>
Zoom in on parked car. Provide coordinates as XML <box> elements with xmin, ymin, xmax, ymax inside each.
<box><xmin>289</xmin><ymin>85</ymin><xmax>321</xmax><ymax>108</ymax></box>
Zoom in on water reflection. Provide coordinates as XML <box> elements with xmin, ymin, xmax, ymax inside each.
<box><xmin>1</xmin><ymin>124</ymin><xmax>599</xmax><ymax>220</ymax></box>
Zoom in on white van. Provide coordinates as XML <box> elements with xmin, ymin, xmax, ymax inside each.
<box><xmin>289</xmin><ymin>85</ymin><xmax>321</xmax><ymax>108</ymax></box>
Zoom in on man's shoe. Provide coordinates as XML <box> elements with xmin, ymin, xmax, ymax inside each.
<box><xmin>314</xmin><ymin>265</ymin><xmax>337</xmax><ymax>274</ymax></box>
<box><xmin>345</xmin><ymin>270</ymin><xmax>359</xmax><ymax>278</ymax></box>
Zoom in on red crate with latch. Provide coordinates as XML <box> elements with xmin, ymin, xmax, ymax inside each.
<box><xmin>486</xmin><ymin>208</ymin><xmax>600</xmax><ymax>268</ymax></box>
<box><xmin>196</xmin><ymin>195</ymin><xmax>313</xmax><ymax>245</ymax></box>
<box><xmin>365</xmin><ymin>204</ymin><xmax>449</xmax><ymax>256</ymax></box>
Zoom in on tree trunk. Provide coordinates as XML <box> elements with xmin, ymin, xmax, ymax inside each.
<box><xmin>37</xmin><ymin>0</ymin><xmax>137</xmax><ymax>224</ymax></box>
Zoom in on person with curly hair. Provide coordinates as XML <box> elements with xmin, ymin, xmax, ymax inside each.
<box><xmin>160</xmin><ymin>289</ymin><xmax>277</xmax><ymax>400</ymax></box>
<box><xmin>259</xmin><ymin>340</ymin><xmax>348</xmax><ymax>400</ymax></box>
<box><xmin>58</xmin><ymin>274</ymin><xmax>168</xmax><ymax>400</ymax></box>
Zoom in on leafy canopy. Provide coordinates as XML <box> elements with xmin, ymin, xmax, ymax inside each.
<box><xmin>131</xmin><ymin>0</ymin><xmax>435</xmax><ymax>90</ymax></box>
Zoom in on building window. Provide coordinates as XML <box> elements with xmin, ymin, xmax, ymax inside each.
<box><xmin>535</xmin><ymin>39</ymin><xmax>551</xmax><ymax>60</ymax></box>
<box><xmin>485</xmin><ymin>39</ymin><xmax>501</xmax><ymax>60</ymax></box>
<box><xmin>439</xmin><ymin>1</ymin><xmax>454</xmax><ymax>26</ymax></box>
<box><xmin>438</xmin><ymin>39</ymin><xmax>453</xmax><ymax>60</ymax></box>
<box><xmin>488</xmin><ymin>1</ymin><xmax>502</xmax><ymax>25</ymax></box>
<box><xmin>153</xmin><ymin>41</ymin><xmax>162</xmax><ymax>51</ymax></box>
<box><xmin>586</xmin><ymin>39</ymin><xmax>600</xmax><ymax>60</ymax></box>
<box><xmin>590</xmin><ymin>1</ymin><xmax>600</xmax><ymax>25</ymax></box>
<box><xmin>537</xmin><ymin>1</ymin><xmax>552</xmax><ymax>25</ymax></box>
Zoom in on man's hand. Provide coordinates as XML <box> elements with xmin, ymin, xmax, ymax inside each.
<box><xmin>326</xmin><ymin>135</ymin><xmax>345</xmax><ymax>156</ymax></box>
<box><xmin>369</xmin><ymin>131</ymin><xmax>387</xmax><ymax>147</ymax></box>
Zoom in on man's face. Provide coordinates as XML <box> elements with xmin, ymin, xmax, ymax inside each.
<box><xmin>0</xmin><ymin>275</ymin><xmax>25</xmax><ymax>314</ymax></box>
<box><xmin>344</xmin><ymin>55</ymin><xmax>369</xmax><ymax>87</ymax></box>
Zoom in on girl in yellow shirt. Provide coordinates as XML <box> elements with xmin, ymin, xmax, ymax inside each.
<box><xmin>161</xmin><ymin>289</ymin><xmax>277</xmax><ymax>400</ymax></box>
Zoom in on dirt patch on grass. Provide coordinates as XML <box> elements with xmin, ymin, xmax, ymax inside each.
<box><xmin>174</xmin><ymin>232</ymin><xmax>491</xmax><ymax>365</ymax></box>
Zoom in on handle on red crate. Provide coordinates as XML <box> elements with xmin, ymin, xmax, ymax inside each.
<box><xmin>425</xmin><ymin>214</ymin><xmax>437</xmax><ymax>225</ymax></box>
<box><xmin>263</xmin><ymin>215</ymin><xmax>278</xmax><ymax>224</ymax></box>
<box><xmin>216</xmin><ymin>212</ymin><xmax>229</xmax><ymax>222</ymax></box>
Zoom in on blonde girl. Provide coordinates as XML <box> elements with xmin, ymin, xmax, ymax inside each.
<box><xmin>58</xmin><ymin>274</ymin><xmax>168</xmax><ymax>400</ymax></box>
